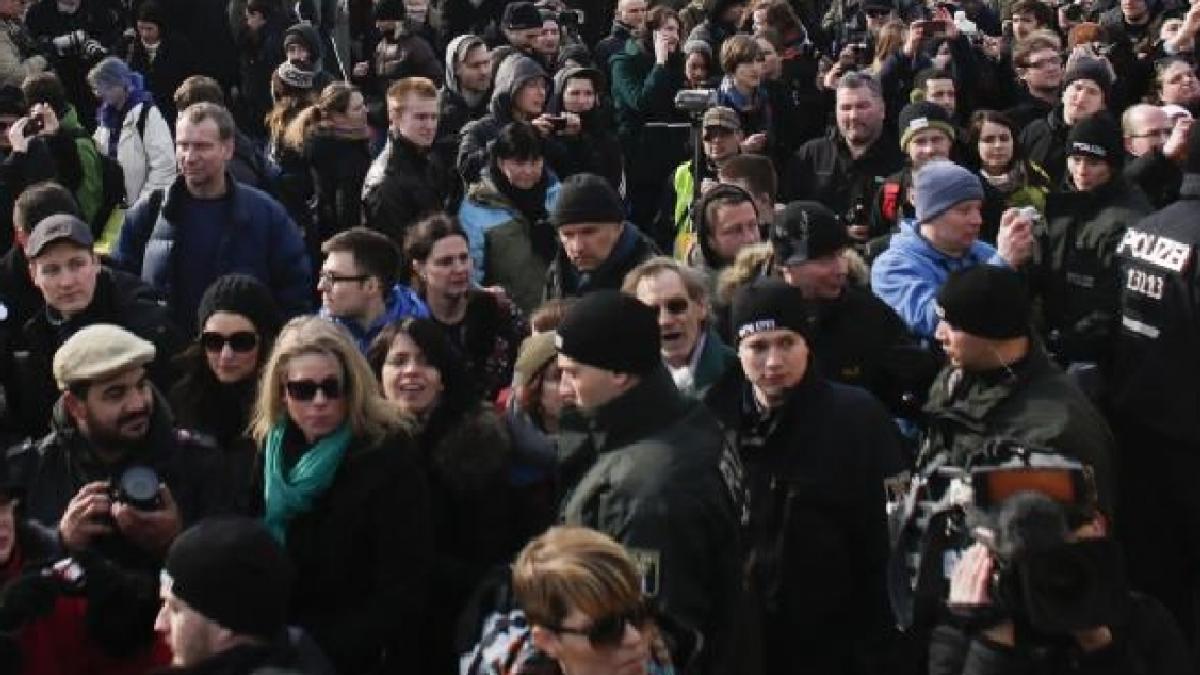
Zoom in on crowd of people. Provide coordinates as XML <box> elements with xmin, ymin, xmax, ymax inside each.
<box><xmin>0</xmin><ymin>0</ymin><xmax>1197</xmax><ymax>673</ymax></box>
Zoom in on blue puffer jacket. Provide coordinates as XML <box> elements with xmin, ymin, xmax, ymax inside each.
<box><xmin>320</xmin><ymin>283</ymin><xmax>429</xmax><ymax>354</ymax></box>
<box><xmin>870</xmin><ymin>219</ymin><xmax>1009</xmax><ymax>339</ymax></box>
<box><xmin>112</xmin><ymin>173</ymin><xmax>313</xmax><ymax>326</ymax></box>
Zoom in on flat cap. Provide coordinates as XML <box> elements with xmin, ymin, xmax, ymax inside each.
<box><xmin>26</xmin><ymin>214</ymin><xmax>93</xmax><ymax>258</ymax></box>
<box><xmin>702</xmin><ymin>106</ymin><xmax>741</xmax><ymax>131</ymax></box>
<box><xmin>53</xmin><ymin>323</ymin><xmax>156</xmax><ymax>390</ymax></box>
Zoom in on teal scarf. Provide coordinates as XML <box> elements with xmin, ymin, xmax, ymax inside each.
<box><xmin>263</xmin><ymin>419</ymin><xmax>352</xmax><ymax>544</ymax></box>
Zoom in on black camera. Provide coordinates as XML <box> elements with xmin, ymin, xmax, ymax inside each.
<box><xmin>545</xmin><ymin>114</ymin><xmax>568</xmax><ymax>131</ymax></box>
<box><xmin>988</xmin><ymin>537</ymin><xmax>1126</xmax><ymax>633</ymax></box>
<box><xmin>22</xmin><ymin>113</ymin><xmax>42</xmax><ymax>137</ymax></box>
<box><xmin>674</xmin><ymin>88</ymin><xmax>717</xmax><ymax>114</ymax></box>
<box><xmin>110</xmin><ymin>465</ymin><xmax>162</xmax><ymax>511</ymax></box>
<box><xmin>558</xmin><ymin>9</ymin><xmax>584</xmax><ymax>26</ymax></box>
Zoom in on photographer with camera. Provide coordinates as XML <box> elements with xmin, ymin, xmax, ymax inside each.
<box><xmin>25</xmin><ymin>0</ymin><xmax>119</xmax><ymax>127</ymax></box>
<box><xmin>931</xmin><ymin>488</ymin><xmax>1191</xmax><ymax>675</ymax></box>
<box><xmin>544</xmin><ymin>66</ymin><xmax>623</xmax><ymax>189</ymax></box>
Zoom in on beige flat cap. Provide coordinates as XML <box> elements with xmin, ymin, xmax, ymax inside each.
<box><xmin>53</xmin><ymin>323</ymin><xmax>156</xmax><ymax>390</ymax></box>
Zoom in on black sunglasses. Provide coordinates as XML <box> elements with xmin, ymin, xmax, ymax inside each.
<box><xmin>284</xmin><ymin>378</ymin><xmax>343</xmax><ymax>401</ymax></box>
<box><xmin>551</xmin><ymin>602</ymin><xmax>651</xmax><ymax>649</ymax></box>
<box><xmin>654</xmin><ymin>298</ymin><xmax>690</xmax><ymax>315</ymax></box>
<box><xmin>200</xmin><ymin>331</ymin><xmax>258</xmax><ymax>353</ymax></box>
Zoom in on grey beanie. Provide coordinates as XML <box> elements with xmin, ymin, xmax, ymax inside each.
<box><xmin>914</xmin><ymin>160</ymin><xmax>984</xmax><ymax>224</ymax></box>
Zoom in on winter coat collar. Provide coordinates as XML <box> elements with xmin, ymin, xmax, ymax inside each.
<box><xmin>587</xmin><ymin>367</ymin><xmax>689</xmax><ymax>453</ymax></box>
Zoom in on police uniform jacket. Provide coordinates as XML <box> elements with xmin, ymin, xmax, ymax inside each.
<box><xmin>1035</xmin><ymin>176</ymin><xmax>1151</xmax><ymax>367</ymax></box>
<box><xmin>704</xmin><ymin>362</ymin><xmax>907</xmax><ymax>675</ymax></box>
<box><xmin>558</xmin><ymin>367</ymin><xmax>745</xmax><ymax>674</ymax></box>
<box><xmin>922</xmin><ymin>341</ymin><xmax>1117</xmax><ymax>514</ymax></box>
<box><xmin>1112</xmin><ymin>172</ymin><xmax>1200</xmax><ymax>447</ymax></box>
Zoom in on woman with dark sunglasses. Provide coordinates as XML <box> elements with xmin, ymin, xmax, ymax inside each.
<box><xmin>248</xmin><ymin>315</ymin><xmax>433</xmax><ymax>675</ymax></box>
<box><xmin>489</xmin><ymin>525</ymin><xmax>688</xmax><ymax>675</ymax></box>
<box><xmin>170</xmin><ymin>274</ymin><xmax>283</xmax><ymax>512</ymax></box>
<box><xmin>368</xmin><ymin>316</ymin><xmax>518</xmax><ymax>673</ymax></box>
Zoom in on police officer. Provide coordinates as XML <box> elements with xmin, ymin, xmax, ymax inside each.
<box><xmin>704</xmin><ymin>278</ymin><xmax>906</xmax><ymax>675</ymax></box>
<box><xmin>554</xmin><ymin>290</ymin><xmax>745</xmax><ymax>675</ymax></box>
<box><xmin>1111</xmin><ymin>126</ymin><xmax>1200</xmax><ymax>650</ymax></box>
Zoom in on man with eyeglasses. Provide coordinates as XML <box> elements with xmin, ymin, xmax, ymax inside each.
<box><xmin>4</xmin><ymin>323</ymin><xmax>227</xmax><ymax>661</ymax></box>
<box><xmin>4</xmin><ymin>214</ymin><xmax>182</xmax><ymax>440</ymax></box>
<box><xmin>554</xmin><ymin>291</ymin><xmax>745</xmax><ymax>674</ymax></box>
<box><xmin>1122</xmin><ymin>103</ymin><xmax>1188</xmax><ymax>208</ymax></box>
<box><xmin>1021</xmin><ymin>56</ymin><xmax>1112</xmax><ymax>186</ymax></box>
<box><xmin>1005</xmin><ymin>32</ymin><xmax>1063</xmax><ymax>132</ymax></box>
<box><xmin>703</xmin><ymin>277</ymin><xmax>905</xmax><ymax>675</ymax></box>
<box><xmin>623</xmin><ymin>257</ymin><xmax>736</xmax><ymax>398</ymax></box>
<box><xmin>317</xmin><ymin>227</ymin><xmax>427</xmax><ymax>354</ymax></box>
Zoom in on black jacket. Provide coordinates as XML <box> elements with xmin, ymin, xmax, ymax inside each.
<box><xmin>168</xmin><ymin>375</ymin><xmax>258</xmax><ymax>515</ymax></box>
<box><xmin>1002</xmin><ymin>89</ymin><xmax>1055</xmax><ymax>135</ymax></box>
<box><xmin>7</xmin><ymin>267</ymin><xmax>183</xmax><ymax>439</ymax></box>
<box><xmin>783</xmin><ymin>132</ymin><xmax>904</xmax><ymax>220</ymax></box>
<box><xmin>125</xmin><ymin>33</ymin><xmax>194</xmax><ymax>125</ymax></box>
<box><xmin>1123</xmin><ymin>148</ymin><xmax>1182</xmax><ymax>210</ymax></box>
<box><xmin>438</xmin><ymin>86</ymin><xmax>490</xmax><ymax>144</ymax></box>
<box><xmin>543</xmin><ymin>223</ymin><xmax>658</xmax><ymax>301</ymax></box>
<box><xmin>252</xmin><ymin>427</ymin><xmax>434</xmax><ymax>675</ymax></box>
<box><xmin>594</xmin><ymin>22</ymin><xmax>633</xmax><ymax>70</ymax></box>
<box><xmin>233</xmin><ymin>9</ymin><xmax>287</xmax><ymax>139</ymax></box>
<box><xmin>922</xmin><ymin>342</ymin><xmax>1117</xmax><ymax>514</ymax></box>
<box><xmin>705</xmin><ymin>365</ymin><xmax>907</xmax><ymax>675</ymax></box>
<box><xmin>362</xmin><ymin>134</ymin><xmax>455</xmax><ymax>246</ymax></box>
<box><xmin>160</xmin><ymin>630</ymin><xmax>336</xmax><ymax>675</ymax></box>
<box><xmin>1035</xmin><ymin>177</ymin><xmax>1151</xmax><ymax>367</ymax></box>
<box><xmin>1019</xmin><ymin>106</ymin><xmax>1072</xmax><ymax>188</ymax></box>
<box><xmin>559</xmin><ymin>367</ymin><xmax>746</xmax><ymax>675</ymax></box>
<box><xmin>928</xmin><ymin>592</ymin><xmax>1193</xmax><ymax>675</ymax></box>
<box><xmin>1111</xmin><ymin>172</ymin><xmax>1200</xmax><ymax>446</ymax></box>
<box><xmin>13</xmin><ymin>387</ymin><xmax>228</xmax><ymax>571</ymax></box>
<box><xmin>308</xmin><ymin>132</ymin><xmax>370</xmax><ymax>241</ymax></box>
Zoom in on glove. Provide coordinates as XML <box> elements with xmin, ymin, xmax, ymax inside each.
<box><xmin>83</xmin><ymin>39</ymin><xmax>106</xmax><ymax>59</ymax></box>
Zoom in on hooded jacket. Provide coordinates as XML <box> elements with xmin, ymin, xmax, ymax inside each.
<box><xmin>438</xmin><ymin>35</ymin><xmax>491</xmax><ymax>141</ymax></box>
<box><xmin>93</xmin><ymin>86</ymin><xmax>177</xmax><ymax>206</ymax></box>
<box><xmin>457</xmin><ymin>54</ymin><xmax>548</xmax><ymax>184</ymax></box>
<box><xmin>544</xmin><ymin>66</ymin><xmax>623</xmax><ymax>188</ymax></box>
<box><xmin>870</xmin><ymin>219</ymin><xmax>1009</xmax><ymax>339</ymax></box>
<box><xmin>1019</xmin><ymin>105</ymin><xmax>1073</xmax><ymax>187</ymax></box>
<box><xmin>321</xmin><ymin>283</ymin><xmax>430</xmax><ymax>354</ymax></box>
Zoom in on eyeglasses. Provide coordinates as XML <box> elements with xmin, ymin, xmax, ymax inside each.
<box><xmin>284</xmin><ymin>378</ymin><xmax>343</xmax><ymax>401</ymax></box>
<box><xmin>318</xmin><ymin>271</ymin><xmax>369</xmax><ymax>286</ymax></box>
<box><xmin>1025</xmin><ymin>56</ymin><xmax>1062</xmax><ymax>70</ymax></box>
<box><xmin>200</xmin><ymin>331</ymin><xmax>258</xmax><ymax>353</ymax></box>
<box><xmin>551</xmin><ymin>602</ymin><xmax>651</xmax><ymax>649</ymax></box>
<box><xmin>651</xmin><ymin>298</ymin><xmax>690</xmax><ymax>315</ymax></box>
<box><xmin>1130</xmin><ymin>127</ymin><xmax>1174</xmax><ymax>139</ymax></box>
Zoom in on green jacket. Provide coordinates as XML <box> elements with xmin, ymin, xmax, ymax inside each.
<box><xmin>921</xmin><ymin>341</ymin><xmax>1116</xmax><ymax>515</ymax></box>
<box><xmin>60</xmin><ymin>105</ymin><xmax>104</xmax><ymax>225</ymax></box>
<box><xmin>685</xmin><ymin>327</ymin><xmax>736</xmax><ymax>399</ymax></box>
<box><xmin>609</xmin><ymin>40</ymin><xmax>687</xmax><ymax>182</ymax></box>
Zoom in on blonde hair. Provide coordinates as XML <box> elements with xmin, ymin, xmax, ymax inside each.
<box><xmin>511</xmin><ymin>526</ymin><xmax>643</xmax><ymax>627</ymax></box>
<box><xmin>264</xmin><ymin>71</ymin><xmax>319</xmax><ymax>148</ymax></box>
<box><xmin>249</xmin><ymin>316</ymin><xmax>403</xmax><ymax>447</ymax></box>
<box><xmin>872</xmin><ymin>20</ymin><xmax>906</xmax><ymax>74</ymax></box>
<box><xmin>282</xmin><ymin>81</ymin><xmax>359</xmax><ymax>151</ymax></box>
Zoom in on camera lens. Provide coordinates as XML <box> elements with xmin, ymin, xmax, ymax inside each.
<box><xmin>117</xmin><ymin>466</ymin><xmax>159</xmax><ymax>506</ymax></box>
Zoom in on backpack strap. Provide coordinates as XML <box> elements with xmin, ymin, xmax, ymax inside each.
<box><xmin>135</xmin><ymin>103</ymin><xmax>152</xmax><ymax>143</ymax></box>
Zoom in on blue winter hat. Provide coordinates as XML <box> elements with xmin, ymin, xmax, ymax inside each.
<box><xmin>914</xmin><ymin>160</ymin><xmax>984</xmax><ymax>224</ymax></box>
<box><xmin>87</xmin><ymin>56</ymin><xmax>134</xmax><ymax>91</ymax></box>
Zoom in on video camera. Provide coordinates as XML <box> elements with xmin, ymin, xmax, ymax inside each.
<box><xmin>674</xmin><ymin>89</ymin><xmax>717</xmax><ymax>115</ymax></box>
<box><xmin>887</xmin><ymin>438</ymin><xmax>1109</xmax><ymax>632</ymax></box>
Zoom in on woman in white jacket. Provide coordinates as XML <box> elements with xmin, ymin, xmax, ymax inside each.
<box><xmin>87</xmin><ymin>56</ymin><xmax>177</xmax><ymax>206</ymax></box>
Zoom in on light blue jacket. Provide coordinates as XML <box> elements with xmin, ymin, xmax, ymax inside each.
<box><xmin>870</xmin><ymin>219</ymin><xmax>1009</xmax><ymax>339</ymax></box>
<box><xmin>457</xmin><ymin>179</ymin><xmax>561</xmax><ymax>284</ymax></box>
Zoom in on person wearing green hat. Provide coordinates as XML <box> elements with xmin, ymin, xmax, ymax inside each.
<box><xmin>868</xmin><ymin>100</ymin><xmax>958</xmax><ymax>240</ymax></box>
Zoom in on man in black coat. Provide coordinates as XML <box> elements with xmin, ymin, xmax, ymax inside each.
<box><xmin>594</xmin><ymin>0</ymin><xmax>646</xmax><ymax>69</ymax></box>
<box><xmin>704</xmin><ymin>278</ymin><xmax>907</xmax><ymax>675</ymax></box>
<box><xmin>6</xmin><ymin>323</ymin><xmax>227</xmax><ymax>657</ymax></box>
<box><xmin>363</xmin><ymin>76</ymin><xmax>456</xmax><ymax>246</ymax></box>
<box><xmin>555</xmin><ymin>290</ymin><xmax>746</xmax><ymax>675</ymax></box>
<box><xmin>3</xmin><ymin>214</ymin><xmax>182</xmax><ymax>439</ymax></box>
<box><xmin>543</xmin><ymin>173</ymin><xmax>658</xmax><ymax>301</ymax></box>
<box><xmin>124</xmin><ymin>1</ymin><xmax>193</xmax><ymax>126</ymax></box>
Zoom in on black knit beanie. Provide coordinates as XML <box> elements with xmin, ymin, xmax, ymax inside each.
<box><xmin>936</xmin><ymin>265</ymin><xmax>1031</xmax><ymax>339</ymax></box>
<box><xmin>551</xmin><ymin>173</ymin><xmax>626</xmax><ymax>227</ymax></box>
<box><xmin>731</xmin><ymin>278</ymin><xmax>813</xmax><ymax>343</ymax></box>
<box><xmin>196</xmin><ymin>274</ymin><xmax>283</xmax><ymax>338</ymax></box>
<box><xmin>165</xmin><ymin>517</ymin><xmax>293</xmax><ymax>639</ymax></box>
<box><xmin>898</xmin><ymin>100</ymin><xmax>955</xmax><ymax>150</ymax></box>
<box><xmin>1066</xmin><ymin>113</ymin><xmax>1122</xmax><ymax>168</ymax></box>
<box><xmin>555</xmin><ymin>290</ymin><xmax>660</xmax><ymax>374</ymax></box>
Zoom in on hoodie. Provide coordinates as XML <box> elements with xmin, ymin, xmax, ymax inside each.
<box><xmin>869</xmin><ymin>219</ymin><xmax>1008</xmax><ymax>339</ymax></box>
<box><xmin>438</xmin><ymin>34</ymin><xmax>489</xmax><ymax>139</ymax></box>
<box><xmin>457</xmin><ymin>54</ymin><xmax>548</xmax><ymax>184</ymax></box>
